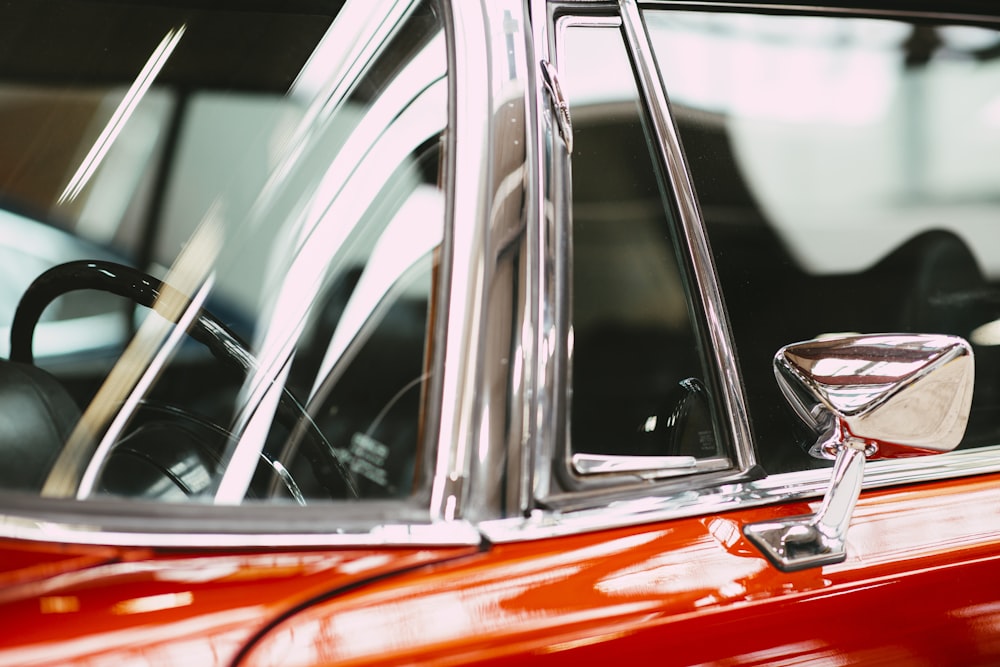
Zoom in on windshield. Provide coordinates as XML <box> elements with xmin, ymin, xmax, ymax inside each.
<box><xmin>0</xmin><ymin>0</ymin><xmax>448</xmax><ymax>508</ymax></box>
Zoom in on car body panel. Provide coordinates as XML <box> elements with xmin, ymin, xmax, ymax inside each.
<box><xmin>238</xmin><ymin>473</ymin><xmax>1000</xmax><ymax>666</ymax></box>
<box><xmin>0</xmin><ymin>541</ymin><xmax>479</xmax><ymax>666</ymax></box>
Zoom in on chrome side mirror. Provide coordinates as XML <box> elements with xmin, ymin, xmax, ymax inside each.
<box><xmin>744</xmin><ymin>334</ymin><xmax>974</xmax><ymax>572</ymax></box>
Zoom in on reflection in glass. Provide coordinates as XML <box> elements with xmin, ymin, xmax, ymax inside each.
<box><xmin>559</xmin><ymin>20</ymin><xmax>723</xmax><ymax>471</ymax></box>
<box><xmin>644</xmin><ymin>9</ymin><xmax>1000</xmax><ymax>472</ymax></box>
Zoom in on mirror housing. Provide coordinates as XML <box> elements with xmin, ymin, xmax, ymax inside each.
<box><xmin>745</xmin><ymin>334</ymin><xmax>974</xmax><ymax>572</ymax></box>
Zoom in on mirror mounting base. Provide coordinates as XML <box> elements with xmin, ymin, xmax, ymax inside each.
<box><xmin>744</xmin><ymin>442</ymin><xmax>866</xmax><ymax>572</ymax></box>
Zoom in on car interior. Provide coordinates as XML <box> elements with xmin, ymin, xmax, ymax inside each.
<box><xmin>0</xmin><ymin>0</ymin><xmax>445</xmax><ymax>505</ymax></box>
<box><xmin>564</xmin><ymin>11</ymin><xmax>1000</xmax><ymax>477</ymax></box>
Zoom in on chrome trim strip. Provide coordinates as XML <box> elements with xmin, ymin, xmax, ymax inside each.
<box><xmin>429</xmin><ymin>0</ymin><xmax>486</xmax><ymax>521</ymax></box>
<box><xmin>527</xmin><ymin>0</ymin><xmax>566</xmax><ymax>504</ymax></box>
<box><xmin>0</xmin><ymin>513</ymin><xmax>482</xmax><ymax>548</ymax></box>
<box><xmin>572</xmin><ymin>453</ymin><xmax>697</xmax><ymax>474</ymax></box>
<box><xmin>514</xmin><ymin>0</ymin><xmax>546</xmax><ymax>519</ymax></box>
<box><xmin>619</xmin><ymin>0</ymin><xmax>754</xmax><ymax>470</ymax></box>
<box><xmin>481</xmin><ymin>443</ymin><xmax>1000</xmax><ymax>543</ymax></box>
<box><xmin>461</xmin><ymin>0</ymin><xmax>533</xmax><ymax>523</ymax></box>
<box><xmin>432</xmin><ymin>0</ymin><xmax>534</xmax><ymax>522</ymax></box>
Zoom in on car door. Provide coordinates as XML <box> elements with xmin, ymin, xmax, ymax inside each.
<box><xmin>8</xmin><ymin>2</ymin><xmax>1000</xmax><ymax>661</ymax></box>
<box><xmin>238</xmin><ymin>2</ymin><xmax>1000</xmax><ymax>664</ymax></box>
<box><xmin>520</xmin><ymin>0</ymin><xmax>1000</xmax><ymax>661</ymax></box>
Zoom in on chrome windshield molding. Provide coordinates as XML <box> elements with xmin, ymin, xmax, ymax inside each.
<box><xmin>460</xmin><ymin>0</ymin><xmax>533</xmax><ymax>523</ymax></box>
<box><xmin>433</xmin><ymin>0</ymin><xmax>532</xmax><ymax>522</ymax></box>
<box><xmin>480</xmin><ymin>444</ymin><xmax>1000</xmax><ymax>543</ymax></box>
<box><xmin>429</xmin><ymin>0</ymin><xmax>475</xmax><ymax>523</ymax></box>
<box><xmin>526</xmin><ymin>0</ymin><xmax>552</xmax><ymax>505</ymax></box>
<box><xmin>0</xmin><ymin>511</ymin><xmax>481</xmax><ymax>549</ymax></box>
<box><xmin>618</xmin><ymin>0</ymin><xmax>754</xmax><ymax>472</ymax></box>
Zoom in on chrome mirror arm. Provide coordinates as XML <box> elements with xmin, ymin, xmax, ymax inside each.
<box><xmin>811</xmin><ymin>442</ymin><xmax>867</xmax><ymax>542</ymax></box>
<box><xmin>745</xmin><ymin>334</ymin><xmax>974</xmax><ymax>572</ymax></box>
<box><xmin>745</xmin><ymin>440</ymin><xmax>866</xmax><ymax>571</ymax></box>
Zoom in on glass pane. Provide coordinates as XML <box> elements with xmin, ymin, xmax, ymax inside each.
<box><xmin>0</xmin><ymin>0</ymin><xmax>448</xmax><ymax>507</ymax></box>
<box><xmin>560</xmin><ymin>22</ymin><xmax>721</xmax><ymax>465</ymax></box>
<box><xmin>645</xmin><ymin>10</ymin><xmax>1000</xmax><ymax>472</ymax></box>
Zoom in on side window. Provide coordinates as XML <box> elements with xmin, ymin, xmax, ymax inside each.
<box><xmin>643</xmin><ymin>10</ymin><xmax>1000</xmax><ymax>473</ymax></box>
<box><xmin>556</xmin><ymin>17</ymin><xmax>727</xmax><ymax>481</ymax></box>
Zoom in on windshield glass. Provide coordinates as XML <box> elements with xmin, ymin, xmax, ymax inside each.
<box><xmin>0</xmin><ymin>0</ymin><xmax>448</xmax><ymax>508</ymax></box>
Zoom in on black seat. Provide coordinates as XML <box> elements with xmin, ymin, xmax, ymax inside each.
<box><xmin>0</xmin><ymin>359</ymin><xmax>80</xmax><ymax>491</ymax></box>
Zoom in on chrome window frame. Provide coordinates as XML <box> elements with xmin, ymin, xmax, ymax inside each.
<box><xmin>432</xmin><ymin>0</ymin><xmax>536</xmax><ymax>524</ymax></box>
<box><xmin>489</xmin><ymin>0</ymin><xmax>1000</xmax><ymax>543</ymax></box>
<box><xmin>531</xmin><ymin>0</ymin><xmax>756</xmax><ymax>505</ymax></box>
<box><xmin>620</xmin><ymin>0</ymin><xmax>755</xmax><ymax>472</ymax></box>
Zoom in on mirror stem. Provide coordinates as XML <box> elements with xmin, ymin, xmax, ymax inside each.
<box><xmin>779</xmin><ymin>441</ymin><xmax>867</xmax><ymax>559</ymax></box>
<box><xmin>813</xmin><ymin>441</ymin><xmax>866</xmax><ymax>541</ymax></box>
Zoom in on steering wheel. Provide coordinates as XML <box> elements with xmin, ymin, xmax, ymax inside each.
<box><xmin>10</xmin><ymin>260</ymin><xmax>358</xmax><ymax>500</ymax></box>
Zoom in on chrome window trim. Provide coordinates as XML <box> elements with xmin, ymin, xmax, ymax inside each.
<box><xmin>619</xmin><ymin>0</ymin><xmax>754</xmax><ymax>472</ymax></box>
<box><xmin>528</xmin><ymin>0</ymin><xmax>576</xmax><ymax>504</ymax></box>
<box><xmin>0</xmin><ymin>498</ymin><xmax>483</xmax><ymax>550</ymax></box>
<box><xmin>527</xmin><ymin>7</ymin><xmax>569</xmax><ymax>503</ymax></box>
<box><xmin>0</xmin><ymin>499</ymin><xmax>482</xmax><ymax>548</ymax></box>
<box><xmin>430</xmin><ymin>0</ymin><xmax>535</xmax><ymax>523</ymax></box>
<box><xmin>532</xmin><ymin>1</ymin><xmax>754</xmax><ymax>499</ymax></box>
<box><xmin>428</xmin><ymin>0</ymin><xmax>486</xmax><ymax>523</ymax></box>
<box><xmin>482</xmin><ymin>444</ymin><xmax>1000</xmax><ymax>543</ymax></box>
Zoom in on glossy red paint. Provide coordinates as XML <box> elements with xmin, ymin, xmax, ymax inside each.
<box><xmin>0</xmin><ymin>540</ymin><xmax>479</xmax><ymax>666</ymax></box>
<box><xmin>240</xmin><ymin>473</ymin><xmax>1000</xmax><ymax>666</ymax></box>
<box><xmin>0</xmin><ymin>539</ymin><xmax>120</xmax><ymax>587</ymax></box>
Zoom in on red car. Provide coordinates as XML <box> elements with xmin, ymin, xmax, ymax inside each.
<box><xmin>1</xmin><ymin>0</ymin><xmax>999</xmax><ymax>664</ymax></box>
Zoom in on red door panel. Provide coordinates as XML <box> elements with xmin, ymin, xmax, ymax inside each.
<box><xmin>241</xmin><ymin>474</ymin><xmax>1000</xmax><ymax>666</ymax></box>
<box><xmin>0</xmin><ymin>542</ymin><xmax>479</xmax><ymax>666</ymax></box>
